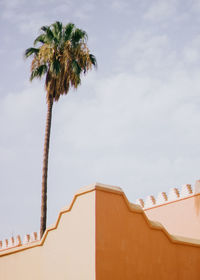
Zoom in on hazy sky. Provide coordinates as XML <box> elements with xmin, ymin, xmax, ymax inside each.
<box><xmin>1</xmin><ymin>0</ymin><xmax>200</xmax><ymax>239</ymax></box>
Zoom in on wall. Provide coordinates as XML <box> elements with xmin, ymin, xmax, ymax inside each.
<box><xmin>136</xmin><ymin>181</ymin><xmax>200</xmax><ymax>239</ymax></box>
<box><xmin>145</xmin><ymin>194</ymin><xmax>200</xmax><ymax>239</ymax></box>
<box><xmin>96</xmin><ymin>185</ymin><xmax>200</xmax><ymax>280</ymax></box>
<box><xmin>0</xmin><ymin>189</ymin><xmax>95</xmax><ymax>280</ymax></box>
<box><xmin>1</xmin><ymin>183</ymin><xmax>200</xmax><ymax>280</ymax></box>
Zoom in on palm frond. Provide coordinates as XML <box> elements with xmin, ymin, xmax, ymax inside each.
<box><xmin>34</xmin><ymin>34</ymin><xmax>46</xmax><ymax>45</ymax></box>
<box><xmin>52</xmin><ymin>21</ymin><xmax>62</xmax><ymax>36</ymax></box>
<box><xmin>71</xmin><ymin>28</ymin><xmax>88</xmax><ymax>44</ymax></box>
<box><xmin>24</xmin><ymin>47</ymin><xmax>39</xmax><ymax>58</ymax></box>
<box><xmin>38</xmin><ymin>64</ymin><xmax>47</xmax><ymax>76</ymax></box>
<box><xmin>50</xmin><ymin>59</ymin><xmax>61</xmax><ymax>76</ymax></box>
<box><xmin>41</xmin><ymin>27</ymin><xmax>54</xmax><ymax>44</ymax></box>
<box><xmin>51</xmin><ymin>21</ymin><xmax>63</xmax><ymax>44</ymax></box>
<box><xmin>71</xmin><ymin>73</ymin><xmax>81</xmax><ymax>88</ymax></box>
<box><xmin>63</xmin><ymin>77</ymin><xmax>69</xmax><ymax>93</ymax></box>
<box><xmin>72</xmin><ymin>60</ymin><xmax>81</xmax><ymax>75</ymax></box>
<box><xmin>41</xmin><ymin>25</ymin><xmax>49</xmax><ymax>32</ymax></box>
<box><xmin>89</xmin><ymin>54</ymin><xmax>97</xmax><ymax>68</ymax></box>
<box><xmin>30</xmin><ymin>64</ymin><xmax>47</xmax><ymax>81</ymax></box>
<box><xmin>37</xmin><ymin>25</ymin><xmax>55</xmax><ymax>44</ymax></box>
<box><xmin>64</xmin><ymin>23</ymin><xmax>75</xmax><ymax>41</ymax></box>
<box><xmin>30</xmin><ymin>69</ymin><xmax>40</xmax><ymax>81</ymax></box>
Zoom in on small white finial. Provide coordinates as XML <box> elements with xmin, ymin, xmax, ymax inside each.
<box><xmin>23</xmin><ymin>234</ymin><xmax>30</xmax><ymax>244</ymax></box>
<box><xmin>180</xmin><ymin>184</ymin><xmax>192</xmax><ymax>198</ymax></box>
<box><xmin>168</xmin><ymin>188</ymin><xmax>180</xmax><ymax>201</ymax></box>
<box><xmin>145</xmin><ymin>195</ymin><xmax>156</xmax><ymax>208</ymax></box>
<box><xmin>135</xmin><ymin>198</ymin><xmax>144</xmax><ymax>208</ymax></box>
<box><xmin>156</xmin><ymin>192</ymin><xmax>168</xmax><ymax>204</ymax></box>
<box><xmin>2</xmin><ymin>239</ymin><xmax>9</xmax><ymax>249</ymax></box>
<box><xmin>15</xmin><ymin>235</ymin><xmax>22</xmax><ymax>246</ymax></box>
<box><xmin>8</xmin><ymin>237</ymin><xmax>15</xmax><ymax>247</ymax></box>
<box><xmin>30</xmin><ymin>232</ymin><xmax>38</xmax><ymax>242</ymax></box>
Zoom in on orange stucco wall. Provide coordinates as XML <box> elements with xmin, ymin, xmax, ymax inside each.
<box><xmin>1</xmin><ymin>183</ymin><xmax>200</xmax><ymax>280</ymax></box>
<box><xmin>145</xmin><ymin>194</ymin><xmax>200</xmax><ymax>239</ymax></box>
<box><xmin>96</xmin><ymin>187</ymin><xmax>200</xmax><ymax>280</ymax></box>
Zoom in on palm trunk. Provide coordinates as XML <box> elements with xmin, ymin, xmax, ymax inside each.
<box><xmin>40</xmin><ymin>97</ymin><xmax>53</xmax><ymax>238</ymax></box>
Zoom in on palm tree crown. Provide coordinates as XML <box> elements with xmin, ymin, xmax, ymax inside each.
<box><xmin>25</xmin><ymin>21</ymin><xmax>97</xmax><ymax>101</ymax></box>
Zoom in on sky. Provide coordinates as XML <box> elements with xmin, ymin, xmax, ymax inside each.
<box><xmin>1</xmin><ymin>0</ymin><xmax>200</xmax><ymax>240</ymax></box>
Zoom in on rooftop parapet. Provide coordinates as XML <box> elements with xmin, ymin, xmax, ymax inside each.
<box><xmin>1</xmin><ymin>181</ymin><xmax>200</xmax><ymax>255</ymax></box>
<box><xmin>0</xmin><ymin>232</ymin><xmax>39</xmax><ymax>251</ymax></box>
<box><xmin>135</xmin><ymin>181</ymin><xmax>200</xmax><ymax>209</ymax></box>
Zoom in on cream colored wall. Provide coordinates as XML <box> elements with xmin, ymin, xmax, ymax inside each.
<box><xmin>0</xmin><ymin>190</ymin><xmax>96</xmax><ymax>280</ymax></box>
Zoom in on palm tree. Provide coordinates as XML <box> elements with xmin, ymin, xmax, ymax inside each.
<box><xmin>25</xmin><ymin>21</ymin><xmax>97</xmax><ymax>238</ymax></box>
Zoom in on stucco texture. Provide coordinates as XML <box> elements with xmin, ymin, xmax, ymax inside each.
<box><xmin>95</xmin><ymin>186</ymin><xmax>200</xmax><ymax>280</ymax></box>
<box><xmin>0</xmin><ymin>190</ymin><xmax>95</xmax><ymax>280</ymax></box>
<box><xmin>1</xmin><ymin>183</ymin><xmax>200</xmax><ymax>279</ymax></box>
<box><xmin>145</xmin><ymin>194</ymin><xmax>200</xmax><ymax>239</ymax></box>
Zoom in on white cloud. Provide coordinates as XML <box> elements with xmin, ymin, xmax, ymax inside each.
<box><xmin>1</xmin><ymin>0</ymin><xmax>26</xmax><ymax>10</ymax></box>
<box><xmin>74</xmin><ymin>1</ymin><xmax>95</xmax><ymax>20</ymax></box>
<box><xmin>191</xmin><ymin>0</ymin><xmax>200</xmax><ymax>12</ymax></box>
<box><xmin>0</xmin><ymin>2</ymin><xmax>50</xmax><ymax>35</ymax></box>
<box><xmin>117</xmin><ymin>30</ymin><xmax>176</xmax><ymax>76</ymax></box>
<box><xmin>18</xmin><ymin>13</ymin><xmax>51</xmax><ymax>35</ymax></box>
<box><xmin>183</xmin><ymin>48</ymin><xmax>199</xmax><ymax>63</ymax></box>
<box><xmin>0</xmin><ymin>0</ymin><xmax>95</xmax><ymax>35</ymax></box>
<box><xmin>182</xmin><ymin>35</ymin><xmax>200</xmax><ymax>64</ymax></box>
<box><xmin>144</xmin><ymin>0</ymin><xmax>177</xmax><ymax>22</ymax></box>
<box><xmin>0</xmin><ymin>83</ymin><xmax>45</xmax><ymax>238</ymax></box>
<box><xmin>110</xmin><ymin>0</ymin><xmax>130</xmax><ymax>12</ymax></box>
